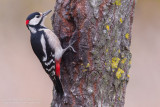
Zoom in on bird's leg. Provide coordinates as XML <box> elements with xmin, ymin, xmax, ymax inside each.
<box><xmin>56</xmin><ymin>40</ymin><xmax>76</xmax><ymax>78</ymax></box>
<box><xmin>62</xmin><ymin>40</ymin><xmax>76</xmax><ymax>54</ymax></box>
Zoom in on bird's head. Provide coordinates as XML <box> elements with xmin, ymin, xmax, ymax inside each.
<box><xmin>26</xmin><ymin>10</ymin><xmax>52</xmax><ymax>29</ymax></box>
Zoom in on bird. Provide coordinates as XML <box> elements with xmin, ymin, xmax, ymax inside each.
<box><xmin>26</xmin><ymin>10</ymin><xmax>76</xmax><ymax>97</ymax></box>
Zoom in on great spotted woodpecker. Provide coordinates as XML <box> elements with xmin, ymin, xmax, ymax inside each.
<box><xmin>26</xmin><ymin>10</ymin><xmax>76</xmax><ymax>96</ymax></box>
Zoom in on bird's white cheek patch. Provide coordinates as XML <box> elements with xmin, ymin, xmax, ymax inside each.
<box><xmin>29</xmin><ymin>17</ymin><xmax>41</xmax><ymax>25</ymax></box>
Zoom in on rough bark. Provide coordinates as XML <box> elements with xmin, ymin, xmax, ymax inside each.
<box><xmin>51</xmin><ymin>0</ymin><xmax>135</xmax><ymax>106</ymax></box>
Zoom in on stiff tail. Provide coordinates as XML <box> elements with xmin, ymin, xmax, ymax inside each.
<box><xmin>52</xmin><ymin>75</ymin><xmax>64</xmax><ymax>97</ymax></box>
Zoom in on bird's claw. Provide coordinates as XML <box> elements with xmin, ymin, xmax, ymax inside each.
<box><xmin>69</xmin><ymin>40</ymin><xmax>76</xmax><ymax>53</ymax></box>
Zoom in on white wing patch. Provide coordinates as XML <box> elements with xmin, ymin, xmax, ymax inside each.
<box><xmin>46</xmin><ymin>66</ymin><xmax>55</xmax><ymax>72</ymax></box>
<box><xmin>40</xmin><ymin>34</ymin><xmax>47</xmax><ymax>61</ymax></box>
<box><xmin>45</xmin><ymin>59</ymin><xmax>55</xmax><ymax>66</ymax></box>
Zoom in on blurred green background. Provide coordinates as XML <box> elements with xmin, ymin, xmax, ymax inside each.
<box><xmin>0</xmin><ymin>0</ymin><xmax>160</xmax><ymax>107</ymax></box>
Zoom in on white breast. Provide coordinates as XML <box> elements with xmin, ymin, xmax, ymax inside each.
<box><xmin>43</xmin><ymin>29</ymin><xmax>63</xmax><ymax>60</ymax></box>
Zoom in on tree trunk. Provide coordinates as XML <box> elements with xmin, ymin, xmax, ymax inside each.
<box><xmin>51</xmin><ymin>0</ymin><xmax>135</xmax><ymax>106</ymax></box>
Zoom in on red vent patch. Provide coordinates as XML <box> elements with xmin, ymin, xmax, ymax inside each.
<box><xmin>26</xmin><ymin>20</ymin><xmax>29</xmax><ymax>25</ymax></box>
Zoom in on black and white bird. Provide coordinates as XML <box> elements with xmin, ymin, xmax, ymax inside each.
<box><xmin>26</xmin><ymin>10</ymin><xmax>75</xmax><ymax>96</ymax></box>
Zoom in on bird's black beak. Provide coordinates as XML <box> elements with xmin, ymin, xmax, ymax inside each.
<box><xmin>42</xmin><ymin>10</ymin><xmax>52</xmax><ymax>17</ymax></box>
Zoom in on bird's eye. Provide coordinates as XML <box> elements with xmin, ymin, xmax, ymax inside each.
<box><xmin>36</xmin><ymin>15</ymin><xmax>40</xmax><ymax>18</ymax></box>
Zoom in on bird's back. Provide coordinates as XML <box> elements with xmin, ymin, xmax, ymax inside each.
<box><xmin>30</xmin><ymin>30</ymin><xmax>56</xmax><ymax>74</ymax></box>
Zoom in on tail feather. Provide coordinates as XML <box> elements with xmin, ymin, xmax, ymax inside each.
<box><xmin>52</xmin><ymin>75</ymin><xmax>64</xmax><ymax>97</ymax></box>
